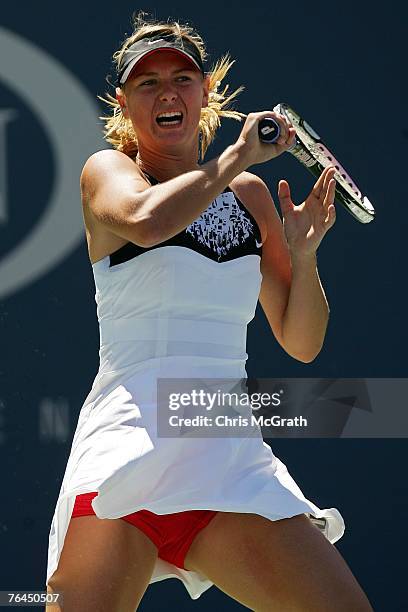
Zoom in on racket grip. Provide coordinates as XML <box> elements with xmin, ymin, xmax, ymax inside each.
<box><xmin>258</xmin><ymin>118</ymin><xmax>280</xmax><ymax>143</ymax></box>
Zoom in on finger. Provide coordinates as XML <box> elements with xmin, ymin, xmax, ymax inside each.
<box><xmin>274</xmin><ymin>114</ymin><xmax>290</xmax><ymax>144</ymax></box>
<box><xmin>320</xmin><ymin>166</ymin><xmax>336</xmax><ymax>199</ymax></box>
<box><xmin>282</xmin><ymin>117</ymin><xmax>293</xmax><ymax>140</ymax></box>
<box><xmin>313</xmin><ymin>165</ymin><xmax>335</xmax><ymax>199</ymax></box>
<box><xmin>277</xmin><ymin>180</ymin><xmax>294</xmax><ymax>215</ymax></box>
<box><xmin>277</xmin><ymin>133</ymin><xmax>288</xmax><ymax>145</ymax></box>
<box><xmin>321</xmin><ymin>168</ymin><xmax>336</xmax><ymax>205</ymax></box>
<box><xmin>324</xmin><ymin>203</ymin><xmax>336</xmax><ymax>227</ymax></box>
<box><xmin>278</xmin><ymin>128</ymin><xmax>296</xmax><ymax>151</ymax></box>
<box><xmin>253</xmin><ymin>110</ymin><xmax>288</xmax><ymax>126</ymax></box>
<box><xmin>323</xmin><ymin>178</ymin><xmax>336</xmax><ymax>212</ymax></box>
<box><xmin>285</xmin><ymin>127</ymin><xmax>296</xmax><ymax>146</ymax></box>
<box><xmin>312</xmin><ymin>167</ymin><xmax>330</xmax><ymax>198</ymax></box>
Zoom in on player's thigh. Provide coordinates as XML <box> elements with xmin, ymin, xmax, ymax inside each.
<box><xmin>184</xmin><ymin>512</ymin><xmax>373</xmax><ymax>612</ymax></box>
<box><xmin>45</xmin><ymin>515</ymin><xmax>158</xmax><ymax>612</ymax></box>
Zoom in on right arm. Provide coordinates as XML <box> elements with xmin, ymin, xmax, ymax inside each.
<box><xmin>80</xmin><ymin>111</ymin><xmax>296</xmax><ymax>247</ymax></box>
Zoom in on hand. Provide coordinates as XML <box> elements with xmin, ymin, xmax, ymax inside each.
<box><xmin>277</xmin><ymin>166</ymin><xmax>337</xmax><ymax>257</ymax></box>
<box><xmin>236</xmin><ymin>110</ymin><xmax>297</xmax><ymax>167</ymax></box>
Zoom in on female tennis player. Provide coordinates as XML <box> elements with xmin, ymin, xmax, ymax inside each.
<box><xmin>45</xmin><ymin>12</ymin><xmax>373</xmax><ymax>612</ymax></box>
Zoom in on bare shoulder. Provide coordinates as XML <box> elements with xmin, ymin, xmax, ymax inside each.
<box><xmin>230</xmin><ymin>170</ymin><xmax>269</xmax><ymax>191</ymax></box>
<box><xmin>82</xmin><ymin>148</ymin><xmax>136</xmax><ymax>171</ymax></box>
<box><xmin>80</xmin><ymin>149</ymin><xmax>140</xmax><ymax>195</ymax></box>
<box><xmin>80</xmin><ymin>149</ymin><xmax>149</xmax><ymax>264</ymax></box>
<box><xmin>229</xmin><ymin>171</ymin><xmax>280</xmax><ymax>243</ymax></box>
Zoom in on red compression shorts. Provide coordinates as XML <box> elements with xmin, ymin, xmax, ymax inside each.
<box><xmin>71</xmin><ymin>492</ymin><xmax>218</xmax><ymax>570</ymax></box>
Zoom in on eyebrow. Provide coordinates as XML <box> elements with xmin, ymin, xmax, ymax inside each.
<box><xmin>134</xmin><ymin>68</ymin><xmax>196</xmax><ymax>79</ymax></box>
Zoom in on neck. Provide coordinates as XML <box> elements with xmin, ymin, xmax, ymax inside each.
<box><xmin>135</xmin><ymin>140</ymin><xmax>202</xmax><ymax>182</ymax></box>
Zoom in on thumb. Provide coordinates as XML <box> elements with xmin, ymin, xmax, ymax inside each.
<box><xmin>277</xmin><ymin>180</ymin><xmax>294</xmax><ymax>215</ymax></box>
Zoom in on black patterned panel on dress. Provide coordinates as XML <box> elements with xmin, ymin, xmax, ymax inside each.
<box><xmin>109</xmin><ymin>174</ymin><xmax>262</xmax><ymax>267</ymax></box>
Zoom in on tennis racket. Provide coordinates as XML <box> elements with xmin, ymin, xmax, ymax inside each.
<box><xmin>258</xmin><ymin>103</ymin><xmax>375</xmax><ymax>224</ymax></box>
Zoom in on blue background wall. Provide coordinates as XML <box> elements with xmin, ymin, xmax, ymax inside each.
<box><xmin>0</xmin><ymin>1</ymin><xmax>407</xmax><ymax>610</ymax></box>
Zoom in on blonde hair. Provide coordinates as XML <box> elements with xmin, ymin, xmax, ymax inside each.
<box><xmin>98</xmin><ymin>11</ymin><xmax>246</xmax><ymax>160</ymax></box>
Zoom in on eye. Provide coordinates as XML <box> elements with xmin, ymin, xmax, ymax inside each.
<box><xmin>176</xmin><ymin>75</ymin><xmax>192</xmax><ymax>82</ymax></box>
<box><xmin>140</xmin><ymin>79</ymin><xmax>156</xmax><ymax>86</ymax></box>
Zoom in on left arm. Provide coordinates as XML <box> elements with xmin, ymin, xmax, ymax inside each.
<box><xmin>277</xmin><ymin>165</ymin><xmax>337</xmax><ymax>361</ymax></box>
<box><xmin>231</xmin><ymin>167</ymin><xmax>336</xmax><ymax>363</ymax></box>
<box><xmin>279</xmin><ymin>250</ymin><xmax>329</xmax><ymax>363</ymax></box>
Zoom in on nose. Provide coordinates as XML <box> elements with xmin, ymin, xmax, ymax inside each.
<box><xmin>159</xmin><ymin>84</ymin><xmax>178</xmax><ymax>103</ymax></box>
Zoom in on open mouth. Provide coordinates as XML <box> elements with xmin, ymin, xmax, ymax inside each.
<box><xmin>156</xmin><ymin>111</ymin><xmax>184</xmax><ymax>127</ymax></box>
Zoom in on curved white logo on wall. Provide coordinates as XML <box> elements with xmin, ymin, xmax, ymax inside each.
<box><xmin>0</xmin><ymin>27</ymin><xmax>104</xmax><ymax>300</ymax></box>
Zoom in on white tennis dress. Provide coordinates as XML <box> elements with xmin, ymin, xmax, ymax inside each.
<box><xmin>46</xmin><ymin>176</ymin><xmax>345</xmax><ymax>600</ymax></box>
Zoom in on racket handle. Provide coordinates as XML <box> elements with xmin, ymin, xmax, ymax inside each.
<box><xmin>258</xmin><ymin>118</ymin><xmax>280</xmax><ymax>143</ymax></box>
